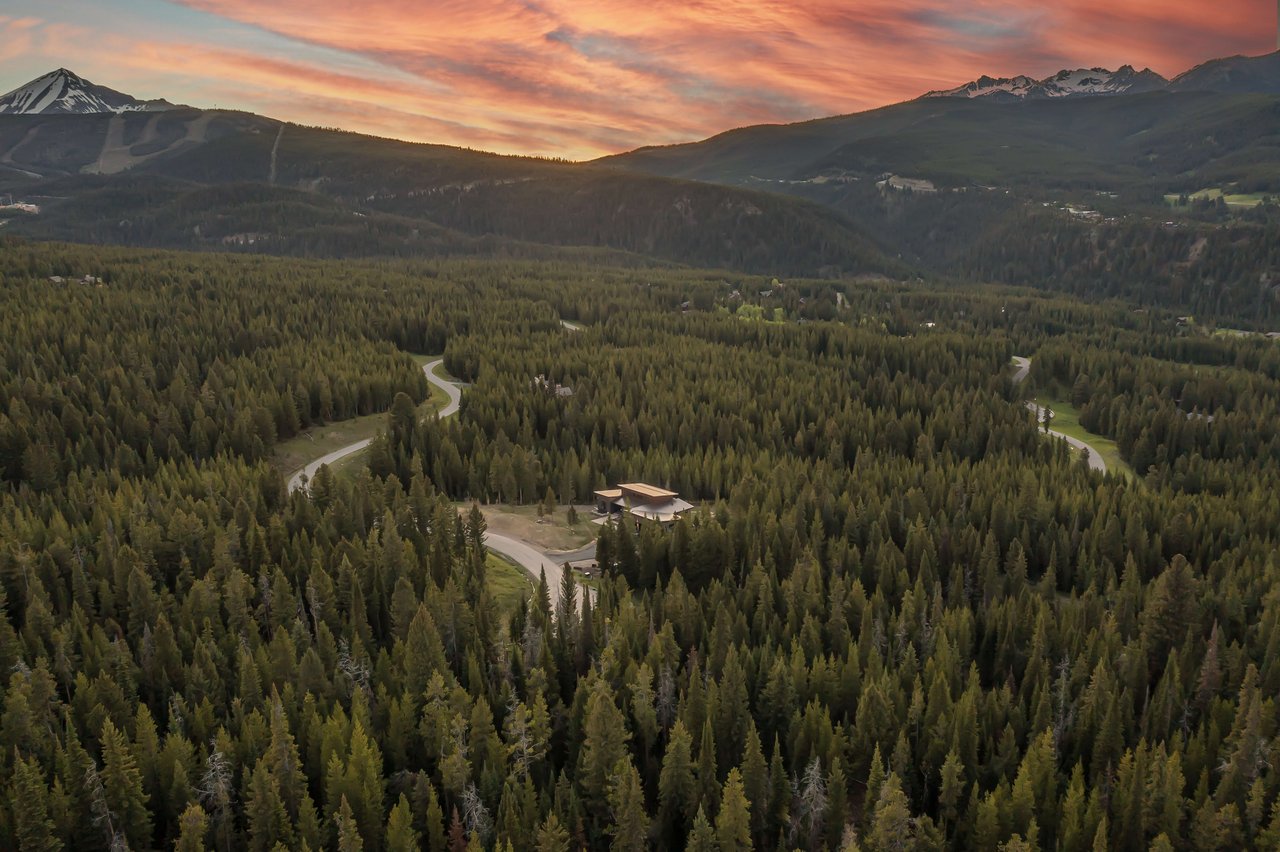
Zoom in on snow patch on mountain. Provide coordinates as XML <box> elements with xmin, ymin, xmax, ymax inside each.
<box><xmin>924</xmin><ymin>65</ymin><xmax>1169</xmax><ymax>101</ymax></box>
<box><xmin>0</xmin><ymin>69</ymin><xmax>174</xmax><ymax>115</ymax></box>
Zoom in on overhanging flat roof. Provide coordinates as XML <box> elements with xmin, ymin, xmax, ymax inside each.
<box><xmin>619</xmin><ymin>482</ymin><xmax>677</xmax><ymax>499</ymax></box>
<box><xmin>593</xmin><ymin>488</ymin><xmax>623</xmax><ymax>499</ymax></box>
<box><xmin>630</xmin><ymin>498</ymin><xmax>695</xmax><ymax>522</ymax></box>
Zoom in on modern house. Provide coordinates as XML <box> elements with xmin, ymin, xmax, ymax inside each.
<box><xmin>593</xmin><ymin>482</ymin><xmax>694</xmax><ymax>529</ymax></box>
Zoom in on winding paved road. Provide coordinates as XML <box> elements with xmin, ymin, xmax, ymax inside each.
<box><xmin>1012</xmin><ymin>357</ymin><xmax>1107</xmax><ymax>473</ymax></box>
<box><xmin>424</xmin><ymin>358</ymin><xmax>463</xmax><ymax>418</ymax></box>
<box><xmin>289</xmin><ymin>357</ymin><xmax>587</xmax><ymax>612</ymax></box>
<box><xmin>552</xmin><ymin>541</ymin><xmax>598</xmax><ymax>564</ymax></box>
<box><xmin>1010</xmin><ymin>355</ymin><xmax>1031</xmax><ymax>385</ymax></box>
<box><xmin>482</xmin><ymin>533</ymin><xmax>590</xmax><ymax>614</ymax></box>
<box><xmin>287</xmin><ymin>359</ymin><xmax>459</xmax><ymax>494</ymax></box>
<box><xmin>1025</xmin><ymin>403</ymin><xmax>1106</xmax><ymax>473</ymax></box>
<box><xmin>1050</xmin><ymin>431</ymin><xmax>1106</xmax><ymax>473</ymax></box>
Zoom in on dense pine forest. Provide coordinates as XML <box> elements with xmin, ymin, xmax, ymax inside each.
<box><xmin>2</xmin><ymin>239</ymin><xmax>1279</xmax><ymax>851</ymax></box>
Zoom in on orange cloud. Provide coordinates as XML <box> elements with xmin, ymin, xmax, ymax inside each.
<box><xmin>6</xmin><ymin>1</ymin><xmax>1275</xmax><ymax>157</ymax></box>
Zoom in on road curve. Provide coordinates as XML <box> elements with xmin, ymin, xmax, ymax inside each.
<box><xmin>287</xmin><ymin>359</ymin><xmax>460</xmax><ymax>494</ymax></box>
<box><xmin>1049</xmin><ymin>430</ymin><xmax>1106</xmax><ymax>473</ymax></box>
<box><xmin>424</xmin><ymin>358</ymin><xmax>462</xmax><ymax>418</ymax></box>
<box><xmin>287</xmin><ymin>438</ymin><xmax>373</xmax><ymax>494</ymax></box>
<box><xmin>1020</xmin><ymin>372</ymin><xmax>1107</xmax><ymax>474</ymax></box>
<box><xmin>483</xmin><ymin>531</ymin><xmax>592</xmax><ymax>613</ymax></box>
<box><xmin>289</xmin><ymin>357</ymin><xmax>588</xmax><ymax>612</ymax></box>
<box><xmin>1011</xmin><ymin>356</ymin><xmax>1031</xmax><ymax>385</ymax></box>
<box><xmin>552</xmin><ymin>541</ymin><xmax>598</xmax><ymax>564</ymax></box>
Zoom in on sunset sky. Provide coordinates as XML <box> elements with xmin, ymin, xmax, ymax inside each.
<box><xmin>1</xmin><ymin>0</ymin><xmax>1275</xmax><ymax>158</ymax></box>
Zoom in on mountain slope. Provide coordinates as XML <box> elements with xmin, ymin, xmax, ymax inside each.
<box><xmin>603</xmin><ymin>89</ymin><xmax>1280</xmax><ymax>193</ymax></box>
<box><xmin>0</xmin><ymin>68</ymin><xmax>174</xmax><ymax>115</ymax></box>
<box><xmin>0</xmin><ymin>109</ymin><xmax>899</xmax><ymax>277</ymax></box>
<box><xmin>601</xmin><ymin>67</ymin><xmax>1280</xmax><ymax>322</ymax></box>
<box><xmin>1170</xmin><ymin>51</ymin><xmax>1280</xmax><ymax>94</ymax></box>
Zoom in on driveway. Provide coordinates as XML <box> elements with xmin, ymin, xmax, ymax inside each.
<box><xmin>483</xmin><ymin>531</ymin><xmax>592</xmax><ymax>612</ymax></box>
<box><xmin>552</xmin><ymin>541</ymin><xmax>597</xmax><ymax>564</ymax></box>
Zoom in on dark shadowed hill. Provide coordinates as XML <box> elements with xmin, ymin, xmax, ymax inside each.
<box><xmin>0</xmin><ymin>109</ymin><xmax>898</xmax><ymax>278</ymax></box>
<box><xmin>601</xmin><ymin>79</ymin><xmax>1280</xmax><ymax>322</ymax></box>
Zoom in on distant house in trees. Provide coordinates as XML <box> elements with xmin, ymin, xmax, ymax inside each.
<box><xmin>593</xmin><ymin>482</ymin><xmax>694</xmax><ymax>529</ymax></box>
<box><xmin>533</xmin><ymin>374</ymin><xmax>574</xmax><ymax>397</ymax></box>
<box><xmin>568</xmin><ymin>559</ymin><xmax>599</xmax><ymax>578</ymax></box>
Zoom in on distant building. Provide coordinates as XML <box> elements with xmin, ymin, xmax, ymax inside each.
<box><xmin>568</xmin><ymin>560</ymin><xmax>599</xmax><ymax>578</ymax></box>
<box><xmin>533</xmin><ymin>374</ymin><xmax>574</xmax><ymax>398</ymax></box>
<box><xmin>593</xmin><ymin>482</ymin><xmax>694</xmax><ymax>529</ymax></box>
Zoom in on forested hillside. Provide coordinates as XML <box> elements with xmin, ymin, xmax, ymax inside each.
<box><xmin>2</xmin><ymin>240</ymin><xmax>1279</xmax><ymax>850</ymax></box>
<box><xmin>5</xmin><ymin>88</ymin><xmax>1280</xmax><ymax>320</ymax></box>
<box><xmin>603</xmin><ymin>90</ymin><xmax>1280</xmax><ymax>323</ymax></box>
<box><xmin>0</xmin><ymin>114</ymin><xmax>897</xmax><ymax>279</ymax></box>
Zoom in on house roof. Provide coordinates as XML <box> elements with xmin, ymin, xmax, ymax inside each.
<box><xmin>630</xmin><ymin>498</ymin><xmax>695</xmax><ymax>522</ymax></box>
<box><xmin>593</xmin><ymin>488</ymin><xmax>623</xmax><ymax>499</ymax></box>
<box><xmin>619</xmin><ymin>482</ymin><xmax>677</xmax><ymax>499</ymax></box>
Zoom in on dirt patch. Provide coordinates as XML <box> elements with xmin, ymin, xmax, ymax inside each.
<box><xmin>469</xmin><ymin>504</ymin><xmax>597</xmax><ymax>553</ymax></box>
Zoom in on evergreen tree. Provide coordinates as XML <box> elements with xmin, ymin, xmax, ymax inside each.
<box><xmin>174</xmin><ymin>803</ymin><xmax>211</xmax><ymax>852</ymax></box>
<box><xmin>99</xmin><ymin>718</ymin><xmax>152</xmax><ymax>850</ymax></box>
<box><xmin>387</xmin><ymin>793</ymin><xmax>420</xmax><ymax>852</ymax></box>
<box><xmin>606</xmin><ymin>757</ymin><xmax>649</xmax><ymax>852</ymax></box>
<box><xmin>10</xmin><ymin>752</ymin><xmax>61</xmax><ymax>852</ymax></box>
<box><xmin>577</xmin><ymin>681</ymin><xmax>630</xmax><ymax>829</ymax></box>
<box><xmin>659</xmin><ymin>720</ymin><xmax>697</xmax><ymax>844</ymax></box>
<box><xmin>336</xmin><ymin>795</ymin><xmax>365</xmax><ymax>852</ymax></box>
<box><xmin>696</xmin><ymin>719</ymin><xmax>720</xmax><ymax>819</ymax></box>
<box><xmin>535</xmin><ymin>812</ymin><xmax>570</xmax><ymax>852</ymax></box>
<box><xmin>715</xmin><ymin>768</ymin><xmax>752</xmax><ymax>851</ymax></box>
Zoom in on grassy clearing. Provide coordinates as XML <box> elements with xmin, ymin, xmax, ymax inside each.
<box><xmin>1164</xmin><ymin>188</ymin><xmax>1271</xmax><ymax>209</ymax></box>
<box><xmin>486</xmin><ymin>552</ymin><xmax>533</xmax><ymax>614</ymax></box>
<box><xmin>326</xmin><ymin>449</ymin><xmax>372</xmax><ymax>480</ymax></box>
<box><xmin>470</xmin><ymin>504</ymin><xmax>597</xmax><ymax>553</ymax></box>
<box><xmin>1034</xmin><ymin>398</ymin><xmax>1135</xmax><ymax>482</ymax></box>
<box><xmin>273</xmin><ymin>355</ymin><xmax>449</xmax><ymax>477</ymax></box>
<box><xmin>273</xmin><ymin>412</ymin><xmax>391</xmax><ymax>475</ymax></box>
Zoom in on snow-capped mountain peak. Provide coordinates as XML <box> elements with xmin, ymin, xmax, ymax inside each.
<box><xmin>924</xmin><ymin>65</ymin><xmax>1169</xmax><ymax>102</ymax></box>
<box><xmin>0</xmin><ymin>68</ymin><xmax>174</xmax><ymax>115</ymax></box>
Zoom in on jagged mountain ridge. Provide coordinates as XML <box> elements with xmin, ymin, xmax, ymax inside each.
<box><xmin>924</xmin><ymin>51</ymin><xmax>1280</xmax><ymax>102</ymax></box>
<box><xmin>0</xmin><ymin>68</ymin><xmax>174</xmax><ymax>115</ymax></box>
<box><xmin>924</xmin><ymin>65</ymin><xmax>1169</xmax><ymax>101</ymax></box>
